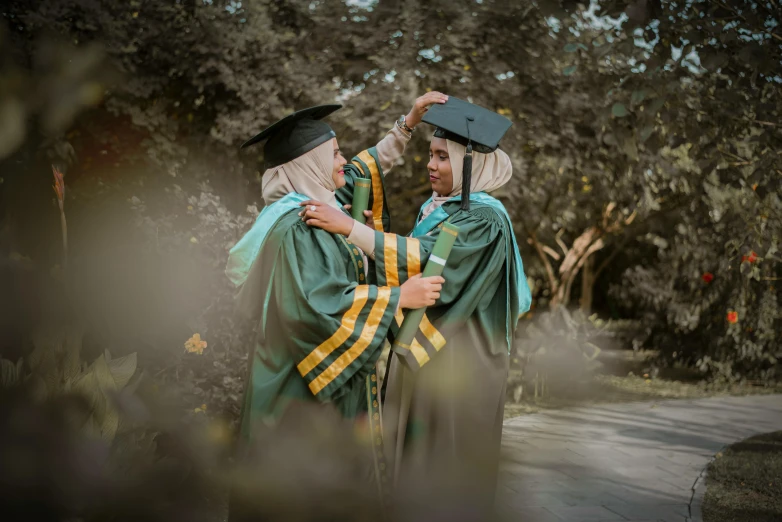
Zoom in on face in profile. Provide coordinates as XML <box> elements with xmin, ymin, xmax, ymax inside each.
<box><xmin>427</xmin><ymin>137</ymin><xmax>453</xmax><ymax>196</ymax></box>
<box><xmin>331</xmin><ymin>138</ymin><xmax>347</xmax><ymax>189</ymax></box>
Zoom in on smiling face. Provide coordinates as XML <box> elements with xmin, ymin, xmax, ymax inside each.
<box><xmin>427</xmin><ymin>137</ymin><xmax>454</xmax><ymax>195</ymax></box>
<box><xmin>331</xmin><ymin>138</ymin><xmax>347</xmax><ymax>189</ymax></box>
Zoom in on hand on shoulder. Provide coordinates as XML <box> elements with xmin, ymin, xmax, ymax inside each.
<box><xmin>299</xmin><ymin>200</ymin><xmax>355</xmax><ymax>236</ymax></box>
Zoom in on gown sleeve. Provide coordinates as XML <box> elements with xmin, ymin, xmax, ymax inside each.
<box><xmin>273</xmin><ymin>221</ymin><xmax>401</xmax><ymax>400</ymax></box>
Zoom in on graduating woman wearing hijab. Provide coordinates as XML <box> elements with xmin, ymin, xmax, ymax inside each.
<box><xmin>226</xmin><ymin>98</ymin><xmax>452</xmax><ymax>521</ymax></box>
<box><xmin>226</xmin><ymin>95</ymin><xmax>448</xmax><ymax>437</ymax></box>
<box><xmin>299</xmin><ymin>98</ymin><xmax>532</xmax><ymax>511</ymax></box>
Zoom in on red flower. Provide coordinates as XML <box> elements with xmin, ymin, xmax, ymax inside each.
<box><xmin>702</xmin><ymin>272</ymin><xmax>714</xmax><ymax>284</ymax></box>
<box><xmin>726</xmin><ymin>311</ymin><xmax>738</xmax><ymax>324</ymax></box>
<box><xmin>741</xmin><ymin>251</ymin><xmax>758</xmax><ymax>263</ymax></box>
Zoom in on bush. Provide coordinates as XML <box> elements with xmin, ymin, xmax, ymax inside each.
<box><xmin>511</xmin><ymin>308</ymin><xmax>605</xmax><ymax>401</ymax></box>
<box><xmin>613</xmin><ymin>179</ymin><xmax>780</xmax><ymax>383</ymax></box>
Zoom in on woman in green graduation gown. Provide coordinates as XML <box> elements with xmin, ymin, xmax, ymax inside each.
<box><xmin>225</xmin><ymin>100</ymin><xmax>451</xmax><ymax>520</ymax></box>
<box><xmin>226</xmin><ymin>96</ymin><xmax>449</xmax><ymax>435</ymax></box>
<box><xmin>299</xmin><ymin>98</ymin><xmax>532</xmax><ymax>512</ymax></box>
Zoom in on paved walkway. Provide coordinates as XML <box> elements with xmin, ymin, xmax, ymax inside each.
<box><xmin>499</xmin><ymin>394</ymin><xmax>782</xmax><ymax>522</ymax></box>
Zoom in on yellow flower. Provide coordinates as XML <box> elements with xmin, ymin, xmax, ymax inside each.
<box><xmin>184</xmin><ymin>333</ymin><xmax>207</xmax><ymax>354</ymax></box>
<box><xmin>194</xmin><ymin>403</ymin><xmax>207</xmax><ymax>413</ymax></box>
<box><xmin>207</xmin><ymin>420</ymin><xmax>231</xmax><ymax>444</ymax></box>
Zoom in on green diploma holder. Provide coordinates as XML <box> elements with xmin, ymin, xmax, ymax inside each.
<box><xmin>391</xmin><ymin>222</ymin><xmax>459</xmax><ymax>371</ymax></box>
<box><xmin>351</xmin><ymin>178</ymin><xmax>372</xmax><ymax>221</ymax></box>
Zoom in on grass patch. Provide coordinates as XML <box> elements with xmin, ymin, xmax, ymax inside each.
<box><xmin>703</xmin><ymin>431</ymin><xmax>782</xmax><ymax>522</ymax></box>
<box><xmin>504</xmin><ymin>348</ymin><xmax>782</xmax><ymax>419</ymax></box>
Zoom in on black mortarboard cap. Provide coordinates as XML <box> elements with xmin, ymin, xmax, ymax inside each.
<box><xmin>422</xmin><ymin>97</ymin><xmax>512</xmax><ymax>210</ymax></box>
<box><xmin>241</xmin><ymin>104</ymin><xmax>341</xmax><ymax>169</ymax></box>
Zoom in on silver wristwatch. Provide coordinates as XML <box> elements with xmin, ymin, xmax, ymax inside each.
<box><xmin>397</xmin><ymin>115</ymin><xmax>414</xmax><ymax>134</ymax></box>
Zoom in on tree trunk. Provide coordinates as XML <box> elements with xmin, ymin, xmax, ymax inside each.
<box><xmin>549</xmin><ymin>284</ymin><xmax>565</xmax><ymax>310</ymax></box>
<box><xmin>580</xmin><ymin>254</ymin><xmax>594</xmax><ymax>314</ymax></box>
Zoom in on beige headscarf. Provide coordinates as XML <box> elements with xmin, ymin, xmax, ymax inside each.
<box><xmin>261</xmin><ymin>139</ymin><xmax>339</xmax><ymax>208</ymax></box>
<box><xmin>420</xmin><ymin>140</ymin><xmax>513</xmax><ymax>220</ymax></box>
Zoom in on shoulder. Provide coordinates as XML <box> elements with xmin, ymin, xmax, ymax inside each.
<box><xmin>271</xmin><ymin>208</ymin><xmax>341</xmax><ymax>251</ymax></box>
<box><xmin>449</xmin><ymin>203</ymin><xmax>507</xmax><ymax>228</ymax></box>
<box><xmin>267</xmin><ymin>208</ymin><xmax>316</xmax><ymax>244</ymax></box>
<box><xmin>438</xmin><ymin>204</ymin><xmax>509</xmax><ymax>248</ymax></box>
<box><xmin>267</xmin><ymin>207</ymin><xmax>303</xmax><ymax>236</ymax></box>
<box><xmin>468</xmin><ymin>204</ymin><xmax>507</xmax><ymax>224</ymax></box>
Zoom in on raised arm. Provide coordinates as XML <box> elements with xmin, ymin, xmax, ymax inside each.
<box><xmin>375</xmin><ymin>91</ymin><xmax>449</xmax><ymax>175</ymax></box>
<box><xmin>335</xmin><ymin>93</ymin><xmax>449</xmax><ymax>231</ymax></box>
<box><xmin>374</xmin><ymin>124</ymin><xmax>412</xmax><ymax>175</ymax></box>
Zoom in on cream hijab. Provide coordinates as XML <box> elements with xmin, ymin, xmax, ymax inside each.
<box><xmin>420</xmin><ymin>139</ymin><xmax>513</xmax><ymax>220</ymax></box>
<box><xmin>261</xmin><ymin>139</ymin><xmax>339</xmax><ymax>208</ymax></box>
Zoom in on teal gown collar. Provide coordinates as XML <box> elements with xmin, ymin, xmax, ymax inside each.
<box><xmin>225</xmin><ymin>193</ymin><xmax>310</xmax><ymax>287</ymax></box>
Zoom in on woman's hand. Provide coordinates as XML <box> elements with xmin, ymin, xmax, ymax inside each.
<box><xmin>343</xmin><ymin>205</ymin><xmax>374</xmax><ymax>227</ymax></box>
<box><xmin>404</xmin><ymin>91</ymin><xmax>448</xmax><ymax>129</ymax></box>
<box><xmin>299</xmin><ymin>200</ymin><xmax>355</xmax><ymax>236</ymax></box>
<box><xmin>400</xmin><ymin>274</ymin><xmax>445</xmax><ymax>309</ymax></box>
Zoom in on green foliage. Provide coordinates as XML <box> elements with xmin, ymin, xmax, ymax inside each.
<box><xmin>11</xmin><ymin>328</ymin><xmax>140</xmax><ymax>440</ymax></box>
<box><xmin>0</xmin><ymin>0</ymin><xmax>779</xmax><ymax>404</ymax></box>
<box><xmin>612</xmin><ymin>177</ymin><xmax>780</xmax><ymax>383</ymax></box>
<box><xmin>611</xmin><ymin>103</ymin><xmax>628</xmax><ymax>118</ymax></box>
<box><xmin>0</xmin><ymin>357</ymin><xmax>24</xmax><ymax>387</ymax></box>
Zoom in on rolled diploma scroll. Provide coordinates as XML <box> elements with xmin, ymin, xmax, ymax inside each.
<box><xmin>390</xmin><ymin>221</ymin><xmax>459</xmax><ymax>372</ymax></box>
<box><xmin>351</xmin><ymin>178</ymin><xmax>372</xmax><ymax>221</ymax></box>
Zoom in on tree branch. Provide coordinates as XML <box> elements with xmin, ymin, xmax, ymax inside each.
<box><xmin>718</xmin><ymin>147</ymin><xmax>750</xmax><ymax>162</ymax></box>
<box><xmin>729</xmin><ymin>116</ymin><xmax>781</xmax><ymax>128</ymax></box>
<box><xmin>559</xmin><ymin>227</ymin><xmax>600</xmax><ymax>275</ymax></box>
<box><xmin>528</xmin><ymin>231</ymin><xmax>558</xmax><ymax>293</ymax></box>
<box><xmin>562</xmin><ymin>237</ymin><xmax>605</xmax><ymax>306</ymax></box>
<box><xmin>555</xmin><ymin>228</ymin><xmax>569</xmax><ymax>256</ymax></box>
<box><xmin>541</xmin><ymin>244</ymin><xmax>561</xmax><ymax>261</ymax></box>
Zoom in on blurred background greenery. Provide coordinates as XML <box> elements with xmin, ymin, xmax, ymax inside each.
<box><xmin>0</xmin><ymin>0</ymin><xmax>779</xmax><ymax>519</ymax></box>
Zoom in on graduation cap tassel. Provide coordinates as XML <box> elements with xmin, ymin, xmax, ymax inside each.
<box><xmin>461</xmin><ymin>141</ymin><xmax>472</xmax><ymax>211</ymax></box>
<box><xmin>461</xmin><ymin>115</ymin><xmax>474</xmax><ymax>211</ymax></box>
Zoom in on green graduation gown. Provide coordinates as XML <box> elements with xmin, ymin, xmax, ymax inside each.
<box><xmin>233</xmin><ymin>146</ymin><xmax>396</xmax><ymax>438</ymax></box>
<box><xmin>371</xmin><ymin>196</ymin><xmax>529</xmax><ymax>508</ymax></box>
<box><xmin>226</xmin><ymin>146</ymin><xmax>399</xmax><ymax>521</ymax></box>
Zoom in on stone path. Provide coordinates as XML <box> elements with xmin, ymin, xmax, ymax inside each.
<box><xmin>499</xmin><ymin>394</ymin><xmax>782</xmax><ymax>522</ymax></box>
